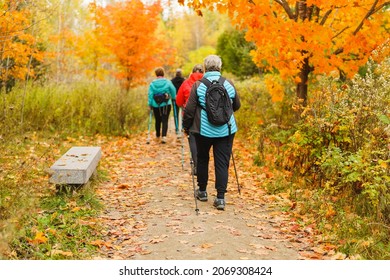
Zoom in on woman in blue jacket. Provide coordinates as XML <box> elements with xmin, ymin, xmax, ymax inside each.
<box><xmin>148</xmin><ymin>67</ymin><xmax>177</xmax><ymax>143</ymax></box>
<box><xmin>182</xmin><ymin>55</ymin><xmax>241</xmax><ymax>210</ymax></box>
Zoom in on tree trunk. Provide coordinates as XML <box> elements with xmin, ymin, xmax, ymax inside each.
<box><xmin>296</xmin><ymin>1</ymin><xmax>310</xmax><ymax>107</ymax></box>
<box><xmin>296</xmin><ymin>56</ymin><xmax>310</xmax><ymax>107</ymax></box>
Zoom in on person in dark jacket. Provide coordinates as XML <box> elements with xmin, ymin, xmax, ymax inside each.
<box><xmin>176</xmin><ymin>64</ymin><xmax>204</xmax><ymax>175</ymax></box>
<box><xmin>148</xmin><ymin>67</ymin><xmax>176</xmax><ymax>143</ymax></box>
<box><xmin>171</xmin><ymin>69</ymin><xmax>185</xmax><ymax>135</ymax></box>
<box><xmin>182</xmin><ymin>55</ymin><xmax>241</xmax><ymax>210</ymax></box>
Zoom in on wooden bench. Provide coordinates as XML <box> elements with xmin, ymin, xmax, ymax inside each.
<box><xmin>49</xmin><ymin>146</ymin><xmax>102</xmax><ymax>185</ymax></box>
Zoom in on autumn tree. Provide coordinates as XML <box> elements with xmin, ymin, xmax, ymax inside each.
<box><xmin>94</xmin><ymin>0</ymin><xmax>169</xmax><ymax>90</ymax></box>
<box><xmin>0</xmin><ymin>1</ymin><xmax>43</xmax><ymax>93</ymax></box>
<box><xmin>182</xmin><ymin>0</ymin><xmax>390</xmax><ymax>105</ymax></box>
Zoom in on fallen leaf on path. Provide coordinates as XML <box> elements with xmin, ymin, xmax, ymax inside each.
<box><xmin>299</xmin><ymin>251</ymin><xmax>322</xmax><ymax>259</ymax></box>
<box><xmin>28</xmin><ymin>232</ymin><xmax>48</xmax><ymax>245</ymax></box>
<box><xmin>249</xmin><ymin>243</ymin><xmax>266</xmax><ymax>249</ymax></box>
<box><xmin>312</xmin><ymin>246</ymin><xmax>326</xmax><ymax>255</ymax></box>
<box><xmin>90</xmin><ymin>240</ymin><xmax>113</xmax><ymax>248</ymax></box>
<box><xmin>49</xmin><ymin>250</ymin><xmax>73</xmax><ymax>257</ymax></box>
<box><xmin>237</xmin><ymin>249</ymin><xmax>251</xmax><ymax>254</ymax></box>
<box><xmin>149</xmin><ymin>238</ymin><xmax>165</xmax><ymax>244</ymax></box>
<box><xmin>254</xmin><ymin>250</ymin><xmax>269</xmax><ymax>256</ymax></box>
<box><xmin>118</xmin><ymin>184</ymin><xmax>131</xmax><ymax>189</ymax></box>
<box><xmin>140</xmin><ymin>250</ymin><xmax>152</xmax><ymax>255</ymax></box>
<box><xmin>265</xmin><ymin>245</ymin><xmax>277</xmax><ymax>251</ymax></box>
<box><xmin>330</xmin><ymin>252</ymin><xmax>347</xmax><ymax>260</ymax></box>
<box><xmin>201</xmin><ymin>243</ymin><xmax>214</xmax><ymax>249</ymax></box>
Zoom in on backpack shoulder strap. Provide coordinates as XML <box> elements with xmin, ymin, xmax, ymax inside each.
<box><xmin>218</xmin><ymin>76</ymin><xmax>226</xmax><ymax>85</ymax></box>
<box><xmin>200</xmin><ymin>77</ymin><xmax>211</xmax><ymax>88</ymax></box>
<box><xmin>197</xmin><ymin>78</ymin><xmax>209</xmax><ymax>111</ymax></box>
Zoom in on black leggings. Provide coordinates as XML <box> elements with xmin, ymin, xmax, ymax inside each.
<box><xmin>153</xmin><ymin>105</ymin><xmax>171</xmax><ymax>137</ymax></box>
<box><xmin>195</xmin><ymin>133</ymin><xmax>235</xmax><ymax>199</ymax></box>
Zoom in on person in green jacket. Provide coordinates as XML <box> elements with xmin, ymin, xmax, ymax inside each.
<box><xmin>148</xmin><ymin>67</ymin><xmax>177</xmax><ymax>143</ymax></box>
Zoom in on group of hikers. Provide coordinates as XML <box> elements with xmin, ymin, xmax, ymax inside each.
<box><xmin>147</xmin><ymin>55</ymin><xmax>241</xmax><ymax>211</ymax></box>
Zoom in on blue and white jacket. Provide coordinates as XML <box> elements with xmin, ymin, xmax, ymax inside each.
<box><xmin>183</xmin><ymin>71</ymin><xmax>241</xmax><ymax>138</ymax></box>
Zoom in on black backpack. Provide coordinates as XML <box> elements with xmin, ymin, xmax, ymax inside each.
<box><xmin>153</xmin><ymin>92</ymin><xmax>169</xmax><ymax>105</ymax></box>
<box><xmin>200</xmin><ymin>77</ymin><xmax>233</xmax><ymax>127</ymax></box>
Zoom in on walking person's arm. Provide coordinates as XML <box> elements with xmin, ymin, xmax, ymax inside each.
<box><xmin>182</xmin><ymin>82</ymin><xmax>199</xmax><ymax>133</ymax></box>
<box><xmin>227</xmin><ymin>79</ymin><xmax>241</xmax><ymax>112</ymax></box>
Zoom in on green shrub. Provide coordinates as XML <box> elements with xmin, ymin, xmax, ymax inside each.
<box><xmin>238</xmin><ymin>54</ymin><xmax>390</xmax><ymax>259</ymax></box>
<box><xmin>286</xmin><ymin>58</ymin><xmax>389</xmax><ymax>216</ymax></box>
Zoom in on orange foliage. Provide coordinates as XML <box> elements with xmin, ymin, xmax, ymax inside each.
<box><xmin>183</xmin><ymin>0</ymin><xmax>390</xmax><ymax>82</ymax></box>
<box><xmin>93</xmin><ymin>0</ymin><xmax>172</xmax><ymax>89</ymax></box>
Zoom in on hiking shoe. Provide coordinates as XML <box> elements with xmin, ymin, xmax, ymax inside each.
<box><xmin>161</xmin><ymin>136</ymin><xmax>167</xmax><ymax>143</ymax></box>
<box><xmin>213</xmin><ymin>198</ymin><xmax>225</xmax><ymax>210</ymax></box>
<box><xmin>196</xmin><ymin>189</ymin><xmax>208</xmax><ymax>201</ymax></box>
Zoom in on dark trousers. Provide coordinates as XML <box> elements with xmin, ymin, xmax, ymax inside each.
<box><xmin>189</xmin><ymin>132</ymin><xmax>197</xmax><ymax>170</ymax></box>
<box><xmin>153</xmin><ymin>105</ymin><xmax>171</xmax><ymax>137</ymax></box>
<box><xmin>195</xmin><ymin>133</ymin><xmax>235</xmax><ymax>199</ymax></box>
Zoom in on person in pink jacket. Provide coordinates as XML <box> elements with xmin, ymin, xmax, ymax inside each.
<box><xmin>176</xmin><ymin>64</ymin><xmax>204</xmax><ymax>174</ymax></box>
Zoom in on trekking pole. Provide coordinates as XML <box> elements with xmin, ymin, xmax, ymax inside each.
<box><xmin>187</xmin><ymin>133</ymin><xmax>199</xmax><ymax>215</ymax></box>
<box><xmin>181</xmin><ymin>134</ymin><xmax>185</xmax><ymax>170</ymax></box>
<box><xmin>179</xmin><ymin>108</ymin><xmax>184</xmax><ymax>170</ymax></box>
<box><xmin>173</xmin><ymin>102</ymin><xmax>179</xmax><ymax>135</ymax></box>
<box><xmin>146</xmin><ymin>109</ymin><xmax>153</xmax><ymax>144</ymax></box>
<box><xmin>231</xmin><ymin>149</ymin><xmax>241</xmax><ymax>195</ymax></box>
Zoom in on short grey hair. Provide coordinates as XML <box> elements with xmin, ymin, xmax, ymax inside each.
<box><xmin>204</xmin><ymin>55</ymin><xmax>222</xmax><ymax>72</ymax></box>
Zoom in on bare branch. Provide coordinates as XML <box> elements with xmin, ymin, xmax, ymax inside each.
<box><xmin>320</xmin><ymin>9</ymin><xmax>333</xmax><ymax>25</ymax></box>
<box><xmin>334</xmin><ymin>48</ymin><xmax>344</xmax><ymax>55</ymax></box>
<box><xmin>372</xmin><ymin>1</ymin><xmax>390</xmax><ymax>14</ymax></box>
<box><xmin>353</xmin><ymin>0</ymin><xmax>390</xmax><ymax>35</ymax></box>
<box><xmin>274</xmin><ymin>0</ymin><xmax>295</xmax><ymax>19</ymax></box>
<box><xmin>332</xmin><ymin>26</ymin><xmax>350</xmax><ymax>40</ymax></box>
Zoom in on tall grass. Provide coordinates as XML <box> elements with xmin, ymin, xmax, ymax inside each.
<box><xmin>0</xmin><ymin>80</ymin><xmax>149</xmax><ymax>138</ymax></box>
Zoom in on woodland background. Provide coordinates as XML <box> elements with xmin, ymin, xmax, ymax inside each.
<box><xmin>0</xmin><ymin>0</ymin><xmax>389</xmax><ymax>259</ymax></box>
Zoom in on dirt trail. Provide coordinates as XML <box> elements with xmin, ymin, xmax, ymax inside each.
<box><xmin>94</xmin><ymin>121</ymin><xmax>328</xmax><ymax>260</ymax></box>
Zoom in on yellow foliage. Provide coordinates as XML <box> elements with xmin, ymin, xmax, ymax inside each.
<box><xmin>28</xmin><ymin>232</ymin><xmax>48</xmax><ymax>245</ymax></box>
<box><xmin>264</xmin><ymin>75</ymin><xmax>284</xmax><ymax>102</ymax></box>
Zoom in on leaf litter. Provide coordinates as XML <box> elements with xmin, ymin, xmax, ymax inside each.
<box><xmin>93</xmin><ymin>124</ymin><xmax>335</xmax><ymax>260</ymax></box>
